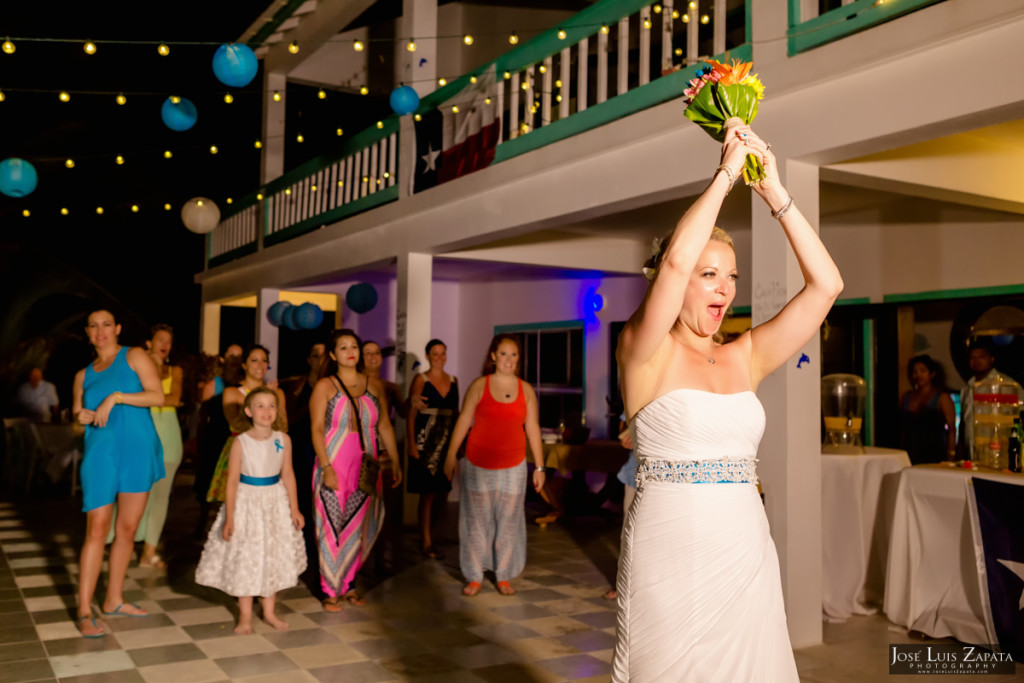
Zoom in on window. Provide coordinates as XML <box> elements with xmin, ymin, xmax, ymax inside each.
<box><xmin>496</xmin><ymin>321</ymin><xmax>584</xmax><ymax>430</ymax></box>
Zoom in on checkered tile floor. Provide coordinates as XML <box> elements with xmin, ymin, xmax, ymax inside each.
<box><xmin>0</xmin><ymin>487</ymin><xmax>625</xmax><ymax>683</ymax></box>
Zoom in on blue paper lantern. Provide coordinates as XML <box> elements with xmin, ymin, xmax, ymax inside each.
<box><xmin>0</xmin><ymin>158</ymin><xmax>38</xmax><ymax>198</ymax></box>
<box><xmin>295</xmin><ymin>302</ymin><xmax>324</xmax><ymax>330</ymax></box>
<box><xmin>346</xmin><ymin>283</ymin><xmax>378</xmax><ymax>314</ymax></box>
<box><xmin>282</xmin><ymin>305</ymin><xmax>301</xmax><ymax>331</ymax></box>
<box><xmin>267</xmin><ymin>301</ymin><xmax>291</xmax><ymax>327</ymax></box>
<box><xmin>389</xmin><ymin>85</ymin><xmax>420</xmax><ymax>116</ymax></box>
<box><xmin>161</xmin><ymin>97</ymin><xmax>198</xmax><ymax>131</ymax></box>
<box><xmin>212</xmin><ymin>43</ymin><xmax>259</xmax><ymax>88</ymax></box>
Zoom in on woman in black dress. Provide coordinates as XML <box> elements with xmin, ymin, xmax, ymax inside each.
<box><xmin>406</xmin><ymin>339</ymin><xmax>458</xmax><ymax>558</ymax></box>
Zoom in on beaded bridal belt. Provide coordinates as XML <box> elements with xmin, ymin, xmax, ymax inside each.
<box><xmin>635</xmin><ymin>457</ymin><xmax>759</xmax><ymax>489</ymax></box>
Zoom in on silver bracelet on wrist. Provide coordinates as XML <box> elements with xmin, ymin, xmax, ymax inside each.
<box><xmin>715</xmin><ymin>164</ymin><xmax>738</xmax><ymax>194</ymax></box>
<box><xmin>770</xmin><ymin>195</ymin><xmax>795</xmax><ymax>220</ymax></box>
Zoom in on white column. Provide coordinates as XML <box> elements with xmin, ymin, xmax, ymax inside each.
<box><xmin>261</xmin><ymin>72</ymin><xmax>287</xmax><ymax>185</ymax></box>
<box><xmin>399</xmin><ymin>0</ymin><xmax>437</xmax><ymax>97</ymax></box>
<box><xmin>255</xmin><ymin>288</ymin><xmax>281</xmax><ymax>383</ymax></box>
<box><xmin>751</xmin><ymin>159</ymin><xmax>823</xmax><ymax>649</ymax></box>
<box><xmin>396</xmin><ymin>252</ymin><xmax>433</xmax><ymax>524</ymax></box>
<box><xmin>200</xmin><ymin>302</ymin><xmax>221</xmax><ymax>356</ymax></box>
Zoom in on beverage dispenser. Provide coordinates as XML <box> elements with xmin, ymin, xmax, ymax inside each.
<box><xmin>821</xmin><ymin>374</ymin><xmax>867</xmax><ymax>451</ymax></box>
<box><xmin>972</xmin><ymin>376</ymin><xmax>1020</xmax><ymax>468</ymax></box>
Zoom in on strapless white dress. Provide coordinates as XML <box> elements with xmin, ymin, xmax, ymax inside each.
<box><xmin>611</xmin><ymin>389</ymin><xmax>798</xmax><ymax>682</ymax></box>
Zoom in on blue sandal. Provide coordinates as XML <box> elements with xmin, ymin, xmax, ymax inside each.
<box><xmin>102</xmin><ymin>602</ymin><xmax>147</xmax><ymax>617</ymax></box>
<box><xmin>77</xmin><ymin>615</ymin><xmax>106</xmax><ymax>638</ymax></box>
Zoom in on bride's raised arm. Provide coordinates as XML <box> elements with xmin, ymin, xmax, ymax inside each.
<box><xmin>742</xmin><ymin>132</ymin><xmax>844</xmax><ymax>388</ymax></box>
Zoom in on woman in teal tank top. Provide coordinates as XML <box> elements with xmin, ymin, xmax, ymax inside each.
<box><xmin>72</xmin><ymin>309</ymin><xmax>165</xmax><ymax>638</ymax></box>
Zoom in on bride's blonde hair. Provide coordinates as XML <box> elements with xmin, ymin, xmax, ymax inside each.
<box><xmin>642</xmin><ymin>226</ymin><xmax>734</xmax><ymax>281</ymax></box>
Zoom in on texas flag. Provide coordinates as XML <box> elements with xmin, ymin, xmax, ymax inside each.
<box><xmin>971</xmin><ymin>477</ymin><xmax>1024</xmax><ymax>661</ymax></box>
<box><xmin>412</xmin><ymin>65</ymin><xmax>501</xmax><ymax>194</ymax></box>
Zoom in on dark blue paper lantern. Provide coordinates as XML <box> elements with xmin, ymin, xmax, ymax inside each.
<box><xmin>346</xmin><ymin>283</ymin><xmax>378</xmax><ymax>314</ymax></box>
<box><xmin>267</xmin><ymin>301</ymin><xmax>291</xmax><ymax>327</ymax></box>
<box><xmin>295</xmin><ymin>302</ymin><xmax>324</xmax><ymax>330</ymax></box>
<box><xmin>161</xmin><ymin>97</ymin><xmax>198</xmax><ymax>131</ymax></box>
<box><xmin>0</xmin><ymin>158</ymin><xmax>38</xmax><ymax>198</ymax></box>
<box><xmin>282</xmin><ymin>305</ymin><xmax>301</xmax><ymax>331</ymax></box>
<box><xmin>212</xmin><ymin>43</ymin><xmax>259</xmax><ymax>88</ymax></box>
<box><xmin>389</xmin><ymin>85</ymin><xmax>420</xmax><ymax>116</ymax></box>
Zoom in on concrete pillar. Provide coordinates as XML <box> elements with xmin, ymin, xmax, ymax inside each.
<box><xmin>261</xmin><ymin>72</ymin><xmax>287</xmax><ymax>185</ymax></box>
<box><xmin>396</xmin><ymin>252</ymin><xmax>433</xmax><ymax>523</ymax></box>
<box><xmin>255</xmin><ymin>288</ymin><xmax>281</xmax><ymax>383</ymax></box>
<box><xmin>751</xmin><ymin>159</ymin><xmax>823</xmax><ymax>649</ymax></box>
<box><xmin>399</xmin><ymin>0</ymin><xmax>437</xmax><ymax>98</ymax></box>
<box><xmin>200</xmin><ymin>302</ymin><xmax>221</xmax><ymax>356</ymax></box>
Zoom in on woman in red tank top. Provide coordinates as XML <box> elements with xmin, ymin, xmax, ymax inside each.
<box><xmin>444</xmin><ymin>334</ymin><xmax>545</xmax><ymax>596</ymax></box>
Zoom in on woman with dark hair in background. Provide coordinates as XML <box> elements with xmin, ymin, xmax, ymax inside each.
<box><xmin>444</xmin><ymin>334</ymin><xmax>545</xmax><ymax>596</ymax></box>
<box><xmin>406</xmin><ymin>339</ymin><xmax>458</xmax><ymax>559</ymax></box>
<box><xmin>72</xmin><ymin>309</ymin><xmax>165</xmax><ymax>637</ymax></box>
<box><xmin>309</xmin><ymin>329</ymin><xmax>402</xmax><ymax>611</ymax></box>
<box><xmin>900</xmin><ymin>354</ymin><xmax>956</xmax><ymax>464</ymax></box>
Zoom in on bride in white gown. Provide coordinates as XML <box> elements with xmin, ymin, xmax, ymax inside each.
<box><xmin>611</xmin><ymin>124</ymin><xmax>843</xmax><ymax>682</ymax></box>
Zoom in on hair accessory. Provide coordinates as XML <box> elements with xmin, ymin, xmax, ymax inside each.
<box><xmin>715</xmin><ymin>164</ymin><xmax>737</xmax><ymax>194</ymax></box>
<box><xmin>771</xmin><ymin>196</ymin><xmax>794</xmax><ymax>220</ymax></box>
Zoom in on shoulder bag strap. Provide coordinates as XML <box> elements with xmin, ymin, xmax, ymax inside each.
<box><xmin>335</xmin><ymin>377</ymin><xmax>367</xmax><ymax>454</ymax></box>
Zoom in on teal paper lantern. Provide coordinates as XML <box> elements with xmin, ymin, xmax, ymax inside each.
<box><xmin>267</xmin><ymin>301</ymin><xmax>291</xmax><ymax>327</ymax></box>
<box><xmin>213</xmin><ymin>44</ymin><xmax>259</xmax><ymax>88</ymax></box>
<box><xmin>295</xmin><ymin>303</ymin><xmax>324</xmax><ymax>330</ymax></box>
<box><xmin>161</xmin><ymin>97</ymin><xmax>198</xmax><ymax>131</ymax></box>
<box><xmin>282</xmin><ymin>305</ymin><xmax>301</xmax><ymax>331</ymax></box>
<box><xmin>0</xmin><ymin>158</ymin><xmax>38</xmax><ymax>198</ymax></box>
<box><xmin>389</xmin><ymin>85</ymin><xmax>420</xmax><ymax>116</ymax></box>
<box><xmin>346</xmin><ymin>283</ymin><xmax>378</xmax><ymax>314</ymax></box>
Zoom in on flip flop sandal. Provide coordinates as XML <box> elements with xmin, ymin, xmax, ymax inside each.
<box><xmin>322</xmin><ymin>599</ymin><xmax>343</xmax><ymax>613</ymax></box>
<box><xmin>102</xmin><ymin>602</ymin><xmax>148</xmax><ymax>617</ymax></box>
<box><xmin>462</xmin><ymin>581</ymin><xmax>482</xmax><ymax>597</ymax></box>
<box><xmin>342</xmin><ymin>592</ymin><xmax>366</xmax><ymax>606</ymax></box>
<box><xmin>139</xmin><ymin>554</ymin><xmax>167</xmax><ymax>570</ymax></box>
<box><xmin>77</xmin><ymin>615</ymin><xmax>106</xmax><ymax>638</ymax></box>
<box><xmin>496</xmin><ymin>581</ymin><xmax>516</xmax><ymax>596</ymax></box>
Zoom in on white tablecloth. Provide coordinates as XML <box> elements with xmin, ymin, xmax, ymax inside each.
<box><xmin>883</xmin><ymin>465</ymin><xmax>1024</xmax><ymax>644</ymax></box>
<box><xmin>821</xmin><ymin>447</ymin><xmax>910</xmax><ymax>621</ymax></box>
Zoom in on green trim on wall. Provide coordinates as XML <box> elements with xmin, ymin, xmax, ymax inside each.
<box><xmin>884</xmin><ymin>284</ymin><xmax>1024</xmax><ymax>304</ymax></box>
<box><xmin>862</xmin><ymin>318</ymin><xmax>875</xmax><ymax>447</ymax></box>
<box><xmin>208</xmin><ymin>242</ymin><xmax>259</xmax><ymax>269</ymax></box>
<box><xmin>788</xmin><ymin>0</ymin><xmax>945</xmax><ymax>55</ymax></box>
<box><xmin>731</xmin><ymin>305</ymin><xmax>751</xmax><ymax>316</ymax></box>
<box><xmin>493</xmin><ymin>44</ymin><xmax>752</xmax><ymax>165</ymax></box>
<box><xmin>495</xmin><ymin>320</ymin><xmax>584</xmax><ymax>334</ymax></box>
<box><xmin>248</xmin><ymin>0</ymin><xmax>308</xmax><ymax>49</ymax></box>
<box><xmin>263</xmin><ymin>184</ymin><xmax>399</xmax><ymax>247</ymax></box>
<box><xmin>833</xmin><ymin>297</ymin><xmax>871</xmax><ymax>307</ymax></box>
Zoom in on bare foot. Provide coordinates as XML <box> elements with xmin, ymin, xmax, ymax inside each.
<box><xmin>234</xmin><ymin>621</ymin><xmax>253</xmax><ymax>635</ymax></box>
<box><xmin>496</xmin><ymin>581</ymin><xmax>515</xmax><ymax>596</ymax></box>
<box><xmin>263</xmin><ymin>613</ymin><xmax>290</xmax><ymax>631</ymax></box>
<box><xmin>602</xmin><ymin>589</ymin><xmax>618</xmax><ymax>600</ymax></box>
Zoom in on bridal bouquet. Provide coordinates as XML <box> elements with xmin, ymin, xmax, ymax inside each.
<box><xmin>683</xmin><ymin>59</ymin><xmax>766</xmax><ymax>184</ymax></box>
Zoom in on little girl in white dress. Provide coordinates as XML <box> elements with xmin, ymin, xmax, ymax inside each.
<box><xmin>196</xmin><ymin>387</ymin><xmax>306</xmax><ymax>634</ymax></box>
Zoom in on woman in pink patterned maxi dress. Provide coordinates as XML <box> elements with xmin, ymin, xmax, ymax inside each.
<box><xmin>309</xmin><ymin>329</ymin><xmax>402</xmax><ymax>610</ymax></box>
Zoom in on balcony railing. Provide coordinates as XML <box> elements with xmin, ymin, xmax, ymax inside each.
<box><xmin>787</xmin><ymin>0</ymin><xmax>946</xmax><ymax>55</ymax></box>
<box><xmin>207</xmin><ymin>0</ymin><xmax>751</xmax><ymax>268</ymax></box>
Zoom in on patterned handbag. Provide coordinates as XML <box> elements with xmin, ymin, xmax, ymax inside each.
<box><xmin>335</xmin><ymin>377</ymin><xmax>381</xmax><ymax>497</ymax></box>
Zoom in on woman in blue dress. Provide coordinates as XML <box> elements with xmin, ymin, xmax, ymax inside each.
<box><xmin>72</xmin><ymin>309</ymin><xmax>165</xmax><ymax>638</ymax></box>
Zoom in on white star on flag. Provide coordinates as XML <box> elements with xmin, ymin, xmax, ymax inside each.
<box><xmin>997</xmin><ymin>559</ymin><xmax>1024</xmax><ymax>609</ymax></box>
<box><xmin>421</xmin><ymin>144</ymin><xmax>440</xmax><ymax>173</ymax></box>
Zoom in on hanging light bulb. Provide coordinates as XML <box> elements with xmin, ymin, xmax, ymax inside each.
<box><xmin>317</xmin><ymin>89</ymin><xmax>326</xmax><ymax>99</ymax></box>
<box><xmin>163</xmin><ymin>150</ymin><xmax>173</xmax><ymax>159</ymax></box>
<box><xmin>254</xmin><ymin>140</ymin><xmax>263</xmax><ymax>149</ymax></box>
<box><xmin>688</xmin><ymin>1</ymin><xmax>696</xmax><ymax>8</ymax></box>
<box><xmin>700</xmin><ymin>14</ymin><xmax>710</xmax><ymax>24</ymax></box>
<box><xmin>451</xmin><ymin>105</ymin><xmax>459</xmax><ymax>113</ymax></box>
<box><xmin>115</xmin><ymin>155</ymin><xmax>125</xmax><ymax>165</ymax></box>
<box><xmin>555</xmin><ymin>79</ymin><xmax>562</xmax><ymax>88</ymax></box>
<box><xmin>438</xmin><ymin>77</ymin><xmax>447</xmax><ymax>86</ymax></box>
<box><xmin>521</xmin><ymin>81</ymin><xmax>528</xmax><ymax>90</ymax></box>
<box><xmin>0</xmin><ymin>90</ymin><xmax>5</xmax><ymax>102</ymax></box>
<box><xmin>653</xmin><ymin>4</ymin><xmax>663</xmax><ymax>13</ymax></box>
<box><xmin>255</xmin><ymin>194</ymin><xmax>263</xmax><ymax>201</ymax></box>
<box><xmin>59</xmin><ymin>91</ymin><xmax>70</xmax><ymax>102</ymax></box>
<box><xmin>556</xmin><ymin>94</ymin><xmax>563</xmax><ymax>102</ymax></box>
<box><xmin>131</xmin><ymin>205</ymin><xmax>139</xmax><ymax>212</ymax></box>
<box><xmin>296</xmin><ymin>134</ymin><xmax>304</xmax><ymax>143</ymax></box>
<box><xmin>470</xmin><ymin>76</ymin><xmax>477</xmax><ymax>84</ymax></box>
<box><xmin>601</xmin><ymin>25</ymin><xmax>610</xmax><ymax>34</ymax></box>
<box><xmin>509</xmin><ymin>33</ymin><xmax>519</xmax><ymax>45</ymax></box>
<box><xmin>337</xmin><ymin>180</ymin><xmax>344</xmax><ymax>187</ymax></box>
<box><xmin>414</xmin><ymin>114</ymin><xmax>421</xmax><ymax>121</ymax></box>
<box><xmin>643</xmin><ymin>17</ymin><xmax>652</xmax><ymax>29</ymax></box>
<box><xmin>2</xmin><ymin>40</ymin><xmax>14</xmax><ymax>54</ymax></box>
<box><xmin>359</xmin><ymin>86</ymin><xmax>369</xmax><ymax>95</ymax></box>
<box><xmin>157</xmin><ymin>43</ymin><xmax>170</xmax><ymax>56</ymax></box>
<box><xmin>682</xmin><ymin>13</ymin><xmax>690</xmax><ymax>23</ymax></box>
<box><xmin>65</xmin><ymin>159</ymin><xmax>75</xmax><ymax>169</ymax></box>
<box><xmin>353</xmin><ymin>40</ymin><xmax>364</xmax><ymax>52</ymax></box>
<box><xmin>223</xmin><ymin>93</ymin><xmax>233</xmax><ymax>103</ymax></box>
<box><xmin>310</xmin><ymin>184</ymin><xmax>317</xmax><ymax>192</ymax></box>
<box><xmin>288</xmin><ymin>41</ymin><xmax>299</xmax><ymax>54</ymax></box>
<box><xmin>226</xmin><ymin>198</ymin><xmax>233</xmax><ymax>204</ymax></box>
<box><xmin>335</xmin><ymin>128</ymin><xmax>343</xmax><ymax>136</ymax></box>
<box><xmin>22</xmin><ymin>209</ymin><xmax>29</xmax><ymax>218</ymax></box>
<box><xmin>284</xmin><ymin>188</ymin><xmax>291</xmax><ymax>196</ymax></box>
<box><xmin>83</xmin><ymin>41</ymin><xmax>97</xmax><ymax>55</ymax></box>
<box><xmin>406</xmin><ymin>40</ymin><xmax>416</xmax><ymax>52</ymax></box>
<box><xmin>272</xmin><ymin>91</ymin><xmax>281</xmax><ymax>101</ymax></box>
<box><xmin>539</xmin><ymin>64</ymin><xmax>547</xmax><ymax>73</ymax></box>
<box><xmin>209</xmin><ymin>145</ymin><xmax>218</xmax><ymax>154</ymax></box>
<box><xmin>60</xmin><ymin>208</ymin><xmax>69</xmax><ymax>216</ymax></box>
<box><xmin>557</xmin><ymin>29</ymin><xmax>567</xmax><ymax>40</ymax></box>
<box><xmin>463</xmin><ymin>34</ymin><xmax>473</xmax><ymax>46</ymax></box>
<box><xmin>376</xmin><ymin>121</ymin><xmax>383</xmax><ymax>129</ymax></box>
<box><xmin>95</xmin><ymin>206</ymin><xmax>104</xmax><ymax>215</ymax></box>
<box><xmin>164</xmin><ymin>203</ymin><xmax>172</xmax><ymax>210</ymax></box>
<box><xmin>672</xmin><ymin>9</ymin><xmax>681</xmax><ymax>18</ymax></box>
<box><xmin>484</xmin><ymin>97</ymin><xmax>492</xmax><ymax>105</ymax></box>
<box><xmin>170</xmin><ymin>95</ymin><xmax>181</xmax><ymax>104</ymax></box>
<box><xmin>674</xmin><ymin>47</ymin><xmax>683</xmax><ymax>56</ymax></box>
<box><xmin>115</xmin><ymin>93</ymin><xmax>127</xmax><ymax>105</ymax></box>
<box><xmin>503</xmin><ymin>71</ymin><xmax>511</xmax><ymax>79</ymax></box>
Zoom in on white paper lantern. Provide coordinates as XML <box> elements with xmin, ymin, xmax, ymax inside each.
<box><xmin>181</xmin><ymin>197</ymin><xmax>220</xmax><ymax>234</ymax></box>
